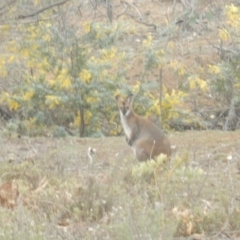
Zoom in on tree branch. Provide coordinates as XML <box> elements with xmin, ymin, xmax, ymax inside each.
<box><xmin>0</xmin><ymin>0</ymin><xmax>16</xmax><ymax>16</ymax></box>
<box><xmin>125</xmin><ymin>13</ymin><xmax>156</xmax><ymax>30</ymax></box>
<box><xmin>17</xmin><ymin>0</ymin><xmax>70</xmax><ymax>20</ymax></box>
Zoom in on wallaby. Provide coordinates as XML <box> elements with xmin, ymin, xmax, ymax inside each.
<box><xmin>115</xmin><ymin>94</ymin><xmax>171</xmax><ymax>161</ymax></box>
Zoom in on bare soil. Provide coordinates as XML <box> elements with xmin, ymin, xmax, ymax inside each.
<box><xmin>1</xmin><ymin>130</ymin><xmax>239</xmax><ymax>175</ymax></box>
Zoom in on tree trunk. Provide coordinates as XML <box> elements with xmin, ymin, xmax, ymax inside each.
<box><xmin>158</xmin><ymin>67</ymin><xmax>163</xmax><ymax>126</ymax></box>
<box><xmin>223</xmin><ymin>98</ymin><xmax>237</xmax><ymax>131</ymax></box>
<box><xmin>79</xmin><ymin>105</ymin><xmax>85</xmax><ymax>137</ymax></box>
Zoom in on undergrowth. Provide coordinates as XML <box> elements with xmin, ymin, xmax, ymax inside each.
<box><xmin>0</xmin><ymin>143</ymin><xmax>239</xmax><ymax>240</ymax></box>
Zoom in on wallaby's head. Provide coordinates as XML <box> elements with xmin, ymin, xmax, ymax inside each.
<box><xmin>115</xmin><ymin>94</ymin><xmax>134</xmax><ymax>116</ymax></box>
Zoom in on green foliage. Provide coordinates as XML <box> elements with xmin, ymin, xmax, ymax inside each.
<box><xmin>208</xmin><ymin>2</ymin><xmax>240</xmax><ymax>105</ymax></box>
<box><xmin>208</xmin><ymin>60</ymin><xmax>240</xmax><ymax>101</ymax></box>
<box><xmin>1</xmin><ymin>17</ymin><xmax>186</xmax><ymax>136</ymax></box>
<box><xmin>1</xmin><ymin>20</ymin><xmax>134</xmax><ymax>136</ymax></box>
<box><xmin>207</xmin><ymin>4</ymin><xmax>240</xmax><ymax>128</ymax></box>
<box><xmin>7</xmin><ymin>2</ymin><xmax>240</xmax><ymax>135</ymax></box>
<box><xmin>131</xmin><ymin>154</ymin><xmax>167</xmax><ymax>181</ymax></box>
<box><xmin>0</xmin><ymin>0</ymin><xmax>197</xmax><ymax>137</ymax></box>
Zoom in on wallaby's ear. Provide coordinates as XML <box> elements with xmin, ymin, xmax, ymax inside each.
<box><xmin>115</xmin><ymin>95</ymin><xmax>121</xmax><ymax>102</ymax></box>
<box><xmin>126</xmin><ymin>94</ymin><xmax>134</xmax><ymax>104</ymax></box>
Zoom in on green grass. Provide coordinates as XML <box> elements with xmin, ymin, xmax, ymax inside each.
<box><xmin>0</xmin><ymin>132</ymin><xmax>240</xmax><ymax>239</ymax></box>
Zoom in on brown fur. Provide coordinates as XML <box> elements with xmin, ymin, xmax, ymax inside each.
<box><xmin>116</xmin><ymin>94</ymin><xmax>171</xmax><ymax>161</ymax></box>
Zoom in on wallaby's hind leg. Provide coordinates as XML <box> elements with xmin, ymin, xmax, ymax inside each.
<box><xmin>133</xmin><ymin>139</ymin><xmax>170</xmax><ymax>161</ymax></box>
<box><xmin>134</xmin><ymin>147</ymin><xmax>149</xmax><ymax>161</ymax></box>
<box><xmin>133</xmin><ymin>140</ymin><xmax>151</xmax><ymax>161</ymax></box>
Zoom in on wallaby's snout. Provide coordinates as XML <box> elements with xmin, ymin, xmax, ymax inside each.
<box><xmin>115</xmin><ymin>95</ymin><xmax>130</xmax><ymax>116</ymax></box>
<box><xmin>122</xmin><ymin>108</ymin><xmax>127</xmax><ymax>115</ymax></box>
<box><xmin>116</xmin><ymin>94</ymin><xmax>171</xmax><ymax>161</ymax></box>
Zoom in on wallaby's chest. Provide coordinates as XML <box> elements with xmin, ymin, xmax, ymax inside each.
<box><xmin>120</xmin><ymin>114</ymin><xmax>132</xmax><ymax>139</ymax></box>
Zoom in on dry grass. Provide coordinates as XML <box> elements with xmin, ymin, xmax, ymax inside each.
<box><xmin>0</xmin><ymin>1</ymin><xmax>240</xmax><ymax>239</ymax></box>
<box><xmin>0</xmin><ymin>131</ymin><xmax>240</xmax><ymax>239</ymax></box>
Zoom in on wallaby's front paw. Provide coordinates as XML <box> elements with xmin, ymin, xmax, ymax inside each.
<box><xmin>126</xmin><ymin>137</ymin><xmax>132</xmax><ymax>146</ymax></box>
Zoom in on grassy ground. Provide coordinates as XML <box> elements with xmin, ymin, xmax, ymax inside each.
<box><xmin>0</xmin><ymin>131</ymin><xmax>240</xmax><ymax>239</ymax></box>
<box><xmin>0</xmin><ymin>1</ymin><xmax>240</xmax><ymax>239</ymax></box>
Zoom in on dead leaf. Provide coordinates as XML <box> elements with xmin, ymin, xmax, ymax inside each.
<box><xmin>0</xmin><ymin>181</ymin><xmax>19</xmax><ymax>209</ymax></box>
<box><xmin>192</xmin><ymin>232</ymin><xmax>205</xmax><ymax>240</ymax></box>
